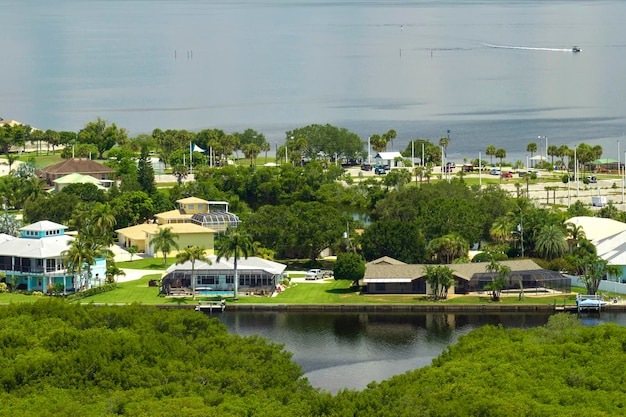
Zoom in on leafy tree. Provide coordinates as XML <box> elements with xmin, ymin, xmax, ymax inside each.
<box><xmin>579</xmin><ymin>255</ymin><xmax>622</xmax><ymax>295</ymax></box>
<box><xmin>333</xmin><ymin>252</ymin><xmax>365</xmax><ymax>286</ymax></box>
<box><xmin>172</xmin><ymin>163</ymin><xmax>189</xmax><ymax>185</ymax></box>
<box><xmin>23</xmin><ymin>192</ymin><xmax>80</xmax><ymax>225</ymax></box>
<box><xmin>424</xmin><ymin>265</ymin><xmax>454</xmax><ymax>300</ymax></box>
<box><xmin>77</xmin><ymin>117</ymin><xmax>128</xmax><ymax>159</ymax></box>
<box><xmin>360</xmin><ymin>219</ymin><xmax>426</xmax><ymax>263</ymax></box>
<box><xmin>286</xmin><ymin>124</ymin><xmax>363</xmax><ymax>161</ymax></box>
<box><xmin>110</xmin><ymin>191</ymin><xmax>155</xmax><ymax>228</ymax></box>
<box><xmin>61</xmin><ymin>182</ymin><xmax>106</xmax><ymax>203</ymax></box>
<box><xmin>216</xmin><ymin>229</ymin><xmax>254</xmax><ymax>300</ymax></box>
<box><xmin>369</xmin><ymin>133</ymin><xmax>387</xmax><ymax>153</ymax></box>
<box><xmin>176</xmin><ymin>245</ymin><xmax>210</xmax><ymax>299</ymax></box>
<box><xmin>0</xmin><ymin>211</ymin><xmax>21</xmax><ymax>236</ymax></box>
<box><xmin>150</xmin><ymin>227</ymin><xmax>180</xmax><ymax>265</ymax></box>
<box><xmin>567</xmin><ymin>200</ymin><xmax>592</xmax><ymax>217</ymax></box>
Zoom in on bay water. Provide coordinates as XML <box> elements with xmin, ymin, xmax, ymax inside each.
<box><xmin>2</xmin><ymin>1</ymin><xmax>626</xmax><ymax>162</ymax></box>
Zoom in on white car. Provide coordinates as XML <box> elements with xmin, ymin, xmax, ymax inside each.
<box><xmin>305</xmin><ymin>269</ymin><xmax>323</xmax><ymax>280</ymax></box>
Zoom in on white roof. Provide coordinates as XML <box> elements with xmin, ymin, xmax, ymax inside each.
<box><xmin>375</xmin><ymin>152</ymin><xmax>403</xmax><ymax>160</ymax></box>
<box><xmin>0</xmin><ymin>235</ymin><xmax>74</xmax><ymax>258</ymax></box>
<box><xmin>566</xmin><ymin>216</ymin><xmax>626</xmax><ymax>242</ymax></box>
<box><xmin>20</xmin><ymin>220</ymin><xmax>68</xmax><ymax>232</ymax></box>
<box><xmin>166</xmin><ymin>255</ymin><xmax>286</xmax><ymax>275</ymax></box>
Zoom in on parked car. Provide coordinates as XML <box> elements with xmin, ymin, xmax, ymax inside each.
<box><xmin>361</xmin><ymin>164</ymin><xmax>372</xmax><ymax>171</ymax></box>
<box><xmin>501</xmin><ymin>172</ymin><xmax>513</xmax><ymax>178</ymax></box>
<box><xmin>587</xmin><ymin>175</ymin><xmax>597</xmax><ymax>183</ymax></box>
<box><xmin>305</xmin><ymin>269</ymin><xmax>323</xmax><ymax>280</ymax></box>
<box><xmin>374</xmin><ymin>166</ymin><xmax>386</xmax><ymax>175</ymax></box>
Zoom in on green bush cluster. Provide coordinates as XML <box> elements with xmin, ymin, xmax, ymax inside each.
<box><xmin>65</xmin><ymin>283</ymin><xmax>117</xmax><ymax>302</ymax></box>
<box><xmin>0</xmin><ymin>300</ymin><xmax>321</xmax><ymax>416</ymax></box>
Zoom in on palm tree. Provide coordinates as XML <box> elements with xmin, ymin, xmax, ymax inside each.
<box><xmin>490</xmin><ymin>216</ymin><xmax>514</xmax><ymax>244</ymax></box>
<box><xmin>526</xmin><ymin>142</ymin><xmax>537</xmax><ymax>167</ymax></box>
<box><xmin>127</xmin><ymin>245</ymin><xmax>138</xmax><ymax>261</ymax></box>
<box><xmin>565</xmin><ymin>223</ymin><xmax>586</xmax><ymax>253</ymax></box>
<box><xmin>62</xmin><ymin>236</ymin><xmax>95</xmax><ymax>291</ymax></box>
<box><xmin>150</xmin><ymin>227</ymin><xmax>180</xmax><ymax>266</ymax></box>
<box><xmin>176</xmin><ymin>245</ymin><xmax>210</xmax><ymax>300</ymax></box>
<box><xmin>535</xmin><ymin>224</ymin><xmax>568</xmax><ymax>260</ymax></box>
<box><xmin>547</xmin><ymin>145</ymin><xmax>558</xmax><ymax>165</ymax></box>
<box><xmin>485</xmin><ymin>145</ymin><xmax>496</xmax><ymax>165</ymax></box>
<box><xmin>216</xmin><ymin>230</ymin><xmax>254</xmax><ymax>300</ymax></box>
<box><xmin>495</xmin><ymin>148</ymin><xmax>507</xmax><ymax>165</ymax></box>
<box><xmin>427</xmin><ymin>234</ymin><xmax>469</xmax><ymax>264</ymax></box>
<box><xmin>484</xmin><ymin>258</ymin><xmax>510</xmax><ymax>301</ymax></box>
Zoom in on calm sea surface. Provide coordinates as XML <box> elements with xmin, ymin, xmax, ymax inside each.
<box><xmin>2</xmin><ymin>0</ymin><xmax>626</xmax><ymax>161</ymax></box>
<box><xmin>219</xmin><ymin>311</ymin><xmax>626</xmax><ymax>394</ymax></box>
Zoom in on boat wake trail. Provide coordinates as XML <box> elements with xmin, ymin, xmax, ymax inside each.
<box><xmin>483</xmin><ymin>43</ymin><xmax>572</xmax><ymax>52</ymax></box>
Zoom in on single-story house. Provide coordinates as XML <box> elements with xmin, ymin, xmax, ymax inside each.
<box><xmin>362</xmin><ymin>257</ymin><xmax>570</xmax><ymax>295</ymax></box>
<box><xmin>374</xmin><ymin>152</ymin><xmax>404</xmax><ymax>167</ymax></box>
<box><xmin>161</xmin><ymin>255</ymin><xmax>286</xmax><ymax>296</ymax></box>
<box><xmin>0</xmin><ymin>220</ymin><xmax>106</xmax><ymax>293</ymax></box>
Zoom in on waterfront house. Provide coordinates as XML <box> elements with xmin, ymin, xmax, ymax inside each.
<box><xmin>362</xmin><ymin>257</ymin><xmax>570</xmax><ymax>295</ymax></box>
<box><xmin>0</xmin><ymin>220</ymin><xmax>106</xmax><ymax>293</ymax></box>
<box><xmin>161</xmin><ymin>255</ymin><xmax>286</xmax><ymax>296</ymax></box>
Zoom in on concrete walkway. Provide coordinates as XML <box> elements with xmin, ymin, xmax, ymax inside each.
<box><xmin>118</xmin><ymin>269</ymin><xmax>163</xmax><ymax>283</ymax></box>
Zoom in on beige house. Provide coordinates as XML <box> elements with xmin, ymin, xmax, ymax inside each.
<box><xmin>156</xmin><ymin>197</ymin><xmax>240</xmax><ymax>233</ymax></box>
<box><xmin>362</xmin><ymin>257</ymin><xmax>570</xmax><ymax>295</ymax></box>
<box><xmin>116</xmin><ymin>223</ymin><xmax>216</xmax><ymax>257</ymax></box>
<box><xmin>115</xmin><ymin>197</ymin><xmax>240</xmax><ymax>258</ymax></box>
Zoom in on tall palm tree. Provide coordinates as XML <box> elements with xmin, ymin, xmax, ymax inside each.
<box><xmin>485</xmin><ymin>145</ymin><xmax>496</xmax><ymax>165</ymax></box>
<box><xmin>526</xmin><ymin>142</ymin><xmax>537</xmax><ymax>167</ymax></box>
<box><xmin>176</xmin><ymin>245</ymin><xmax>210</xmax><ymax>300</ymax></box>
<box><xmin>150</xmin><ymin>227</ymin><xmax>180</xmax><ymax>265</ymax></box>
<box><xmin>536</xmin><ymin>224</ymin><xmax>568</xmax><ymax>260</ymax></box>
<box><xmin>216</xmin><ymin>230</ymin><xmax>254</xmax><ymax>300</ymax></box>
<box><xmin>62</xmin><ymin>236</ymin><xmax>95</xmax><ymax>291</ymax></box>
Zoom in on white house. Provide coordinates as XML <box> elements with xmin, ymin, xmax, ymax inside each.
<box><xmin>0</xmin><ymin>221</ymin><xmax>106</xmax><ymax>293</ymax></box>
<box><xmin>374</xmin><ymin>152</ymin><xmax>404</xmax><ymax>167</ymax></box>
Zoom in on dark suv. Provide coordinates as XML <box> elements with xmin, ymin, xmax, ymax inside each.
<box><xmin>361</xmin><ymin>164</ymin><xmax>372</xmax><ymax>171</ymax></box>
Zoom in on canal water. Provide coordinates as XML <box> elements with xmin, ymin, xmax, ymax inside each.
<box><xmin>219</xmin><ymin>311</ymin><xmax>594</xmax><ymax>393</ymax></box>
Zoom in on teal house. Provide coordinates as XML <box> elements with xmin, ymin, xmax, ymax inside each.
<box><xmin>0</xmin><ymin>221</ymin><xmax>106</xmax><ymax>293</ymax></box>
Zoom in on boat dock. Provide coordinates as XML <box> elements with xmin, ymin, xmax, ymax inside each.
<box><xmin>195</xmin><ymin>300</ymin><xmax>226</xmax><ymax>314</ymax></box>
<box><xmin>576</xmin><ymin>294</ymin><xmax>606</xmax><ymax>314</ymax></box>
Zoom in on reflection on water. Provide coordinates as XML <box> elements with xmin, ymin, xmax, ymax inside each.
<box><xmin>218</xmin><ymin>311</ymin><xmax>554</xmax><ymax>393</ymax></box>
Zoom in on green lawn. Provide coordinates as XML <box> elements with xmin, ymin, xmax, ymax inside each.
<box><xmin>116</xmin><ymin>257</ymin><xmax>175</xmax><ymax>269</ymax></box>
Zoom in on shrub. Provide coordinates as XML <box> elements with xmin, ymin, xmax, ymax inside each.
<box><xmin>0</xmin><ymin>282</ymin><xmax>7</xmax><ymax>293</ymax></box>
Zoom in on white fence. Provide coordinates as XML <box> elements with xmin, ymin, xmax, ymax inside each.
<box><xmin>569</xmin><ymin>274</ymin><xmax>626</xmax><ymax>294</ymax></box>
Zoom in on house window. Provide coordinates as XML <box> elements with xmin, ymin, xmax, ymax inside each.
<box><xmin>188</xmin><ymin>204</ymin><xmax>194</xmax><ymax>211</ymax></box>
